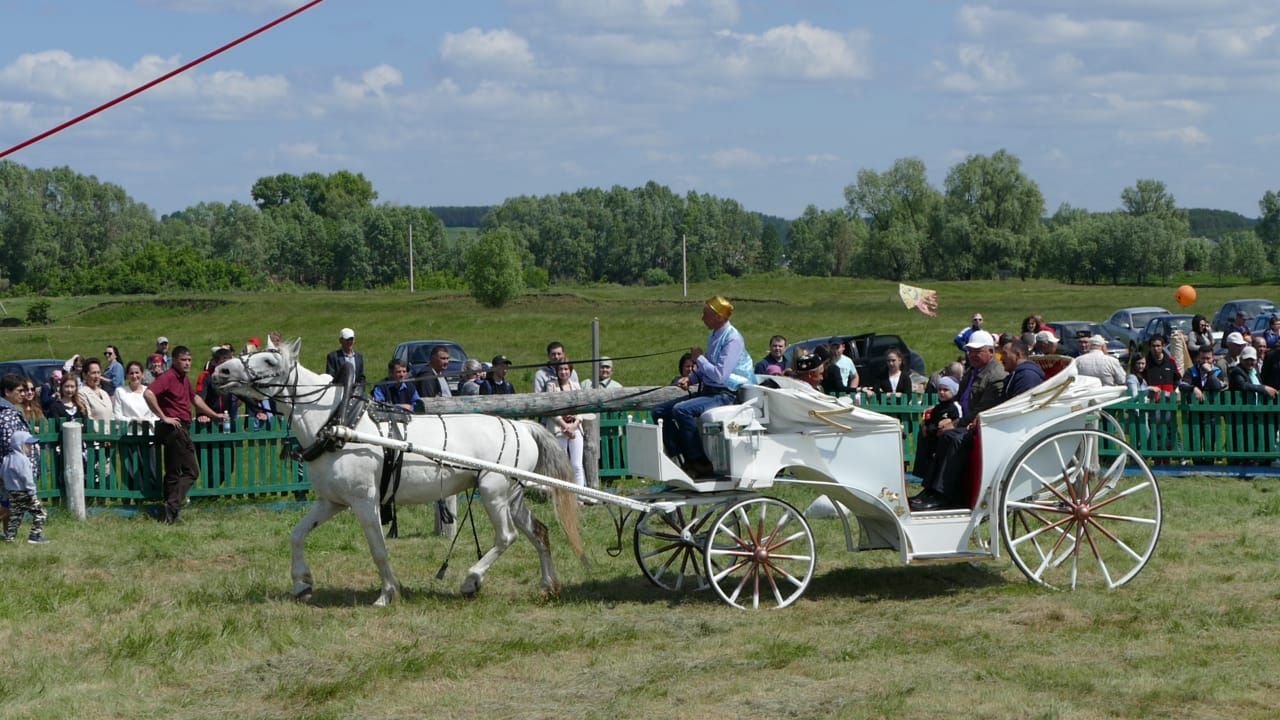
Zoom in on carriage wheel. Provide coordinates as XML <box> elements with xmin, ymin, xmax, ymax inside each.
<box><xmin>999</xmin><ymin>429</ymin><xmax>1161</xmax><ymax>590</ymax></box>
<box><xmin>634</xmin><ymin>504</ymin><xmax>725</xmax><ymax>592</ymax></box>
<box><xmin>704</xmin><ymin>497</ymin><xmax>815</xmax><ymax>610</ymax></box>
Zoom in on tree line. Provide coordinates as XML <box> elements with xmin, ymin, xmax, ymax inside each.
<box><xmin>2</xmin><ymin>153</ymin><xmax>1279</xmax><ymax>300</ymax></box>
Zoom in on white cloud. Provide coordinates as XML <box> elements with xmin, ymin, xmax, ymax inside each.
<box><xmin>958</xmin><ymin>5</ymin><xmax>1148</xmax><ymax>47</ymax></box>
<box><xmin>441</xmin><ymin>28</ymin><xmax>536</xmax><ymax>74</ymax></box>
<box><xmin>332</xmin><ymin>64</ymin><xmax>404</xmax><ymax>107</ymax></box>
<box><xmin>0</xmin><ymin>49</ymin><xmax>289</xmax><ymax>111</ymax></box>
<box><xmin>0</xmin><ymin>100</ymin><xmax>33</xmax><ymax>126</ymax></box>
<box><xmin>567</xmin><ymin>33</ymin><xmax>692</xmax><ymax>66</ymax></box>
<box><xmin>1118</xmin><ymin>125</ymin><xmax>1209</xmax><ymax>145</ymax></box>
<box><xmin>706</xmin><ymin>147</ymin><xmax>773</xmax><ymax>169</ymax></box>
<box><xmin>1199</xmin><ymin>25</ymin><xmax>1278</xmax><ymax>59</ymax></box>
<box><xmin>937</xmin><ymin>44</ymin><xmax>1022</xmax><ymax>93</ymax></box>
<box><xmin>279</xmin><ymin>141</ymin><xmax>319</xmax><ymax>159</ymax></box>
<box><xmin>550</xmin><ymin>0</ymin><xmax>740</xmax><ymax>31</ymax></box>
<box><xmin>805</xmin><ymin>153</ymin><xmax>839</xmax><ymax>165</ymax></box>
<box><xmin>717</xmin><ymin>22</ymin><xmax>871</xmax><ymax>81</ymax></box>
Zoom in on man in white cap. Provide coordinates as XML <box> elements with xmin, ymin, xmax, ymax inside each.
<box><xmin>953</xmin><ymin>314</ymin><xmax>985</xmax><ymax>352</ymax></box>
<box><xmin>1218</xmin><ymin>331</ymin><xmax>1247</xmax><ymax>373</ymax></box>
<box><xmin>584</xmin><ymin>357</ymin><xmax>623</xmax><ymax>390</ymax></box>
<box><xmin>1075</xmin><ymin>335</ymin><xmax>1125</xmax><ymax>386</ymax></box>
<box><xmin>1032</xmin><ymin>330</ymin><xmax>1059</xmax><ymax>356</ymax></box>
<box><xmin>155</xmin><ymin>336</ymin><xmax>172</xmax><ymax>369</ymax></box>
<box><xmin>325</xmin><ymin>327</ymin><xmax>365</xmax><ymax>388</ymax></box>
<box><xmin>911</xmin><ymin>329</ymin><xmax>1007</xmax><ymax>511</ymax></box>
<box><xmin>1228</xmin><ymin>345</ymin><xmax>1277</xmax><ymax>402</ymax></box>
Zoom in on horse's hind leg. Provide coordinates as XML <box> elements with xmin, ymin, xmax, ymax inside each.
<box><xmin>460</xmin><ymin>474</ymin><xmax>521</xmax><ymax>597</ymax></box>
<box><xmin>291</xmin><ymin>498</ymin><xmax>344</xmax><ymax>602</ymax></box>
<box><xmin>350</xmin><ymin>498</ymin><xmax>402</xmax><ymax>606</ymax></box>
<box><xmin>510</xmin><ymin>485</ymin><xmax>560</xmax><ymax>597</ymax></box>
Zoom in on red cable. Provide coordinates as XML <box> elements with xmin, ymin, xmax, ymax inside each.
<box><xmin>0</xmin><ymin>0</ymin><xmax>324</xmax><ymax>160</ymax></box>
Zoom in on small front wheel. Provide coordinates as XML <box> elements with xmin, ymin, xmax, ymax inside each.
<box><xmin>704</xmin><ymin>497</ymin><xmax>815</xmax><ymax>609</ymax></box>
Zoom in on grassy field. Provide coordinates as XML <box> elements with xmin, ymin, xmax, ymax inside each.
<box><xmin>2</xmin><ymin>476</ymin><xmax>1280</xmax><ymax>719</ymax></box>
<box><xmin>3</xmin><ymin>279</ymin><xmax>1280</xmax><ymax>718</ymax></box>
<box><xmin>1</xmin><ymin>276</ymin><xmax>1275</xmax><ymax>384</ymax></box>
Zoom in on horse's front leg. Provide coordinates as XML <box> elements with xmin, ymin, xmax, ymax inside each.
<box><xmin>350</xmin><ymin>497</ymin><xmax>402</xmax><ymax>606</ymax></box>
<box><xmin>461</xmin><ymin>474</ymin><xmax>520</xmax><ymax>597</ymax></box>
<box><xmin>290</xmin><ymin>498</ymin><xmax>344</xmax><ymax>602</ymax></box>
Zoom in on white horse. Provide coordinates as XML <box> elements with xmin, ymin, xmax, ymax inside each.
<box><xmin>210</xmin><ymin>338</ymin><xmax>584</xmax><ymax>606</ymax></box>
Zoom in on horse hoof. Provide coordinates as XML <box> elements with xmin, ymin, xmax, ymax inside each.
<box><xmin>460</xmin><ymin>575</ymin><xmax>481</xmax><ymax>597</ymax></box>
<box><xmin>294</xmin><ymin>587</ymin><xmax>313</xmax><ymax>603</ymax></box>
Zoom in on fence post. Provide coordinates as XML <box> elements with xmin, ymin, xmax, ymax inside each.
<box><xmin>61</xmin><ymin>421</ymin><xmax>86</xmax><ymax>520</ymax></box>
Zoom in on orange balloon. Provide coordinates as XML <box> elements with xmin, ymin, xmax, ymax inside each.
<box><xmin>1175</xmin><ymin>284</ymin><xmax>1197</xmax><ymax>307</ymax></box>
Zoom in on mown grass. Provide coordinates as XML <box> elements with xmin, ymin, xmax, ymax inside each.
<box><xmin>2</xmin><ymin>477</ymin><xmax>1280</xmax><ymax>719</ymax></box>
<box><xmin>2</xmin><ymin>276</ymin><xmax>1276</xmax><ymax>385</ymax></box>
<box><xmin>3</xmin><ymin>279</ymin><xmax>1280</xmax><ymax>718</ymax></box>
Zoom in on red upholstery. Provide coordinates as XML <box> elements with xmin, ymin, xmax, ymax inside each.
<box><xmin>1032</xmin><ymin>354</ymin><xmax>1072</xmax><ymax>379</ymax></box>
<box><xmin>964</xmin><ymin>421</ymin><xmax>984</xmax><ymax>509</ymax></box>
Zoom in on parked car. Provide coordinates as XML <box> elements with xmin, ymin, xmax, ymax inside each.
<box><xmin>1134</xmin><ymin>314</ymin><xmax>1196</xmax><ymax>359</ymax></box>
<box><xmin>391</xmin><ymin>340</ymin><xmax>467</xmax><ymax>392</ymax></box>
<box><xmin>1211</xmin><ymin>298</ymin><xmax>1278</xmax><ymax>333</ymax></box>
<box><xmin>1043</xmin><ymin>321</ymin><xmax>1126</xmax><ymax>360</ymax></box>
<box><xmin>1102</xmin><ymin>306</ymin><xmax>1169</xmax><ymax>353</ymax></box>
<box><xmin>782</xmin><ymin>333</ymin><xmax>925</xmax><ymax>386</ymax></box>
<box><xmin>0</xmin><ymin>358</ymin><xmax>64</xmax><ymax>386</ymax></box>
<box><xmin>1247</xmin><ymin>313</ymin><xmax>1280</xmax><ymax>337</ymax></box>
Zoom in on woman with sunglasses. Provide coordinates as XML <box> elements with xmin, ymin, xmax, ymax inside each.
<box><xmin>102</xmin><ymin>345</ymin><xmax>124</xmax><ymax>390</ymax></box>
<box><xmin>19</xmin><ymin>380</ymin><xmax>44</xmax><ymax>423</ymax></box>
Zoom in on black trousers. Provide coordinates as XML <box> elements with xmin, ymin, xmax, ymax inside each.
<box><xmin>923</xmin><ymin>427</ymin><xmax>973</xmax><ymax>505</ymax></box>
<box><xmin>157</xmin><ymin>423</ymin><xmax>199</xmax><ymax>518</ymax></box>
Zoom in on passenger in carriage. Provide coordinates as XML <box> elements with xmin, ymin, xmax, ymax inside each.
<box><xmin>999</xmin><ymin>338</ymin><xmax>1046</xmax><ymax>397</ymax></box>
<box><xmin>910</xmin><ymin>376</ymin><xmax>960</xmax><ymax>483</ymax></box>
<box><xmin>652</xmin><ymin>295</ymin><xmax>754</xmax><ymax>478</ymax></box>
<box><xmin>1031</xmin><ymin>331</ymin><xmax>1058</xmax><ymax>357</ymax></box>
<box><xmin>909</xmin><ymin>330</ymin><xmax>1007</xmax><ymax>511</ymax></box>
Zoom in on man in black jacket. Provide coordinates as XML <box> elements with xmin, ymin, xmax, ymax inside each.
<box><xmin>325</xmin><ymin>328</ymin><xmax>365</xmax><ymax>388</ymax></box>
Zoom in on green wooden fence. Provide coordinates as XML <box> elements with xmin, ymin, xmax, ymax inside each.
<box><xmin>33</xmin><ymin>417</ymin><xmax>308</xmax><ymax>502</ymax></box>
<box><xmin>31</xmin><ymin>392</ymin><xmax>1280</xmax><ymax>503</ymax></box>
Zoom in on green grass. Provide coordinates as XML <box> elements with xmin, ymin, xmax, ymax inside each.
<box><xmin>2</xmin><ymin>276</ymin><xmax>1274</xmax><ymax>385</ymax></box>
<box><xmin>3</xmin><ymin>279</ymin><xmax>1280</xmax><ymax>717</ymax></box>
<box><xmin>2</xmin><ymin>477</ymin><xmax>1280</xmax><ymax>719</ymax></box>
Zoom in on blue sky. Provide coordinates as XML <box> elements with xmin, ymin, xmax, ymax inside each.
<box><xmin>2</xmin><ymin>0</ymin><xmax>1277</xmax><ymax>220</ymax></box>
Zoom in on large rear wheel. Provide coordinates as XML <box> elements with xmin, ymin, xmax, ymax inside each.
<box><xmin>999</xmin><ymin>429</ymin><xmax>1161</xmax><ymax>590</ymax></box>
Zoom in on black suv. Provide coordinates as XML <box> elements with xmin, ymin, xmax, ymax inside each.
<box><xmin>782</xmin><ymin>333</ymin><xmax>924</xmax><ymax>385</ymax></box>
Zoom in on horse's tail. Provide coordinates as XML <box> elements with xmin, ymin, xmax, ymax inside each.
<box><xmin>521</xmin><ymin>420</ymin><xmax>586</xmax><ymax>562</ymax></box>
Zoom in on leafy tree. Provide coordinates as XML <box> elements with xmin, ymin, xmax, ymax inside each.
<box><xmin>937</xmin><ymin>150</ymin><xmax>1044</xmax><ymax>279</ymax></box>
<box><xmin>464</xmin><ymin>227</ymin><xmax>525</xmax><ymax>308</ymax></box>
<box><xmin>1256</xmin><ymin>190</ymin><xmax>1280</xmax><ymax>263</ymax></box>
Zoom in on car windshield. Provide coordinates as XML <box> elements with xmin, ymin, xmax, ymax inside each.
<box><xmin>406</xmin><ymin>344</ymin><xmax>463</xmax><ymax>365</ymax></box>
<box><xmin>1131</xmin><ymin>311</ymin><xmax>1166</xmax><ymax>328</ymax></box>
<box><xmin>1090</xmin><ymin>324</ymin><xmax>1121</xmax><ymax>344</ymax></box>
<box><xmin>1238</xmin><ymin>301</ymin><xmax>1277</xmax><ymax>319</ymax></box>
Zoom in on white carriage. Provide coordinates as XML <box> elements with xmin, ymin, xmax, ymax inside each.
<box><xmin>620</xmin><ymin>363</ymin><xmax>1162</xmax><ymax>609</ymax></box>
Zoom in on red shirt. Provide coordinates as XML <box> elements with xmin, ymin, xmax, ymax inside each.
<box><xmin>149</xmin><ymin>368</ymin><xmax>195</xmax><ymax>422</ymax></box>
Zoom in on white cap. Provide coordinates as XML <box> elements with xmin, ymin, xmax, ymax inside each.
<box><xmin>157</xmin><ymin>336</ymin><xmax>169</xmax><ymax>345</ymax></box>
<box><xmin>600</xmin><ymin>356</ymin><xmax>613</xmax><ymax>368</ymax></box>
<box><xmin>1088</xmin><ymin>334</ymin><xmax>1107</xmax><ymax>348</ymax></box>
<box><xmin>964</xmin><ymin>330</ymin><xmax>996</xmax><ymax>349</ymax></box>
<box><xmin>1226</xmin><ymin>331</ymin><xmax>1246</xmax><ymax>346</ymax></box>
<box><xmin>1241</xmin><ymin>345</ymin><xmax>1258</xmax><ymax>361</ymax></box>
<box><xmin>339</xmin><ymin>328</ymin><xmax>356</xmax><ymax>340</ymax></box>
<box><xmin>1034</xmin><ymin>331</ymin><xmax>1056</xmax><ymax>344</ymax></box>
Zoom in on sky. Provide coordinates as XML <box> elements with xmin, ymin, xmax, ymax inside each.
<box><xmin>1</xmin><ymin>0</ymin><xmax>1278</xmax><ymax>220</ymax></box>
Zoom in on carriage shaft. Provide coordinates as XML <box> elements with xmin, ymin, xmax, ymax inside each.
<box><xmin>324</xmin><ymin>426</ymin><xmax>671</xmax><ymax>514</ymax></box>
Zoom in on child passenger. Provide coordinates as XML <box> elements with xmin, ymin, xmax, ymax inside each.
<box><xmin>910</xmin><ymin>376</ymin><xmax>961</xmax><ymax>481</ymax></box>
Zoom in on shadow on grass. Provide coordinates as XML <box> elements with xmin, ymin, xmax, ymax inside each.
<box><xmin>554</xmin><ymin>561</ymin><xmax>1010</xmax><ymax>607</ymax></box>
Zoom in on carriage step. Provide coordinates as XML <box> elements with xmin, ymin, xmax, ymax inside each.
<box><xmin>909</xmin><ymin>507</ymin><xmax>973</xmax><ymax>519</ymax></box>
<box><xmin>907</xmin><ymin>552</ymin><xmax>992</xmax><ymax>565</ymax></box>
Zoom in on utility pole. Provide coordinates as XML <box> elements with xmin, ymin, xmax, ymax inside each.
<box><xmin>682</xmin><ymin>233</ymin><xmax>687</xmax><ymax>297</ymax></box>
<box><xmin>408</xmin><ymin>223</ymin><xmax>415</xmax><ymax>293</ymax></box>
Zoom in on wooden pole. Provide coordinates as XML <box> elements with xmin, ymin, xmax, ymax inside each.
<box><xmin>416</xmin><ymin>385</ymin><xmax>685</xmax><ymax>417</ymax></box>
<box><xmin>585</xmin><ymin>318</ymin><xmax>601</xmax><ymax>488</ymax></box>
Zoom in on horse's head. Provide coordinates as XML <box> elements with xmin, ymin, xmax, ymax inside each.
<box><xmin>211</xmin><ymin>337</ymin><xmax>302</xmax><ymax>401</ymax></box>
